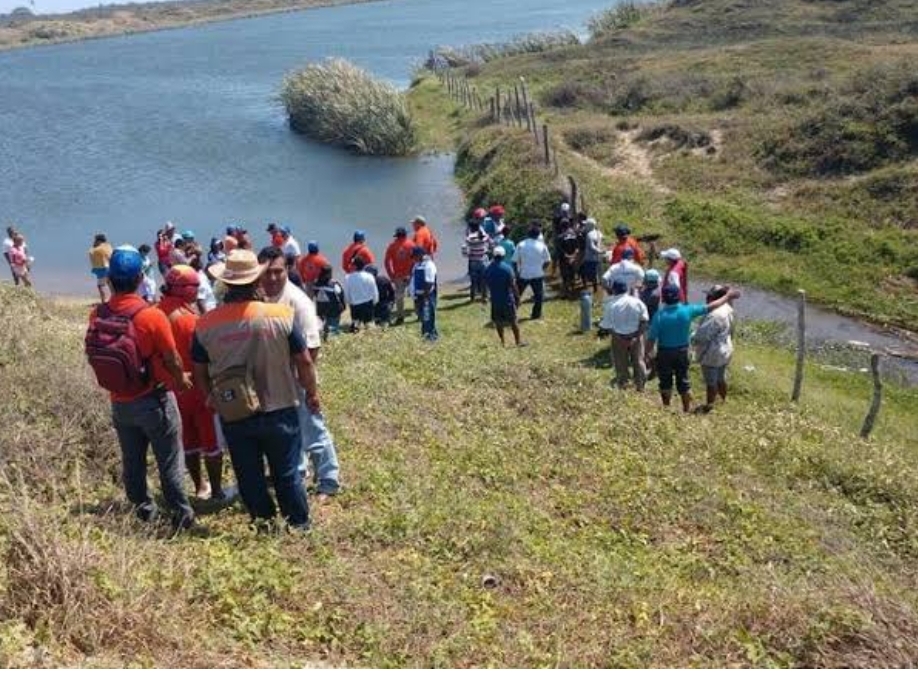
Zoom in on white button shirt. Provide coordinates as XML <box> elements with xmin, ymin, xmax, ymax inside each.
<box><xmin>599</xmin><ymin>293</ymin><xmax>649</xmax><ymax>335</ymax></box>
<box><xmin>513</xmin><ymin>238</ymin><xmax>551</xmax><ymax>280</ymax></box>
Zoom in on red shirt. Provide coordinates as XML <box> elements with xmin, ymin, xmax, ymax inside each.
<box><xmin>610</xmin><ymin>237</ymin><xmax>646</xmax><ymax>265</ymax></box>
<box><xmin>157</xmin><ymin>295</ymin><xmax>199</xmax><ymax>391</ymax></box>
<box><xmin>297</xmin><ymin>252</ymin><xmax>330</xmax><ymax>284</ymax></box>
<box><xmin>341</xmin><ymin>242</ymin><xmax>376</xmax><ymax>274</ymax></box>
<box><xmin>155</xmin><ymin>240</ymin><xmax>173</xmax><ymax>265</ymax></box>
<box><xmin>385</xmin><ymin>237</ymin><xmax>415</xmax><ymax>280</ymax></box>
<box><xmin>89</xmin><ymin>293</ymin><xmax>177</xmax><ymax>403</ymax></box>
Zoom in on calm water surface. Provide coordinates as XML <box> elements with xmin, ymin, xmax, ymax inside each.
<box><xmin>0</xmin><ymin>0</ymin><xmax>615</xmax><ymax>293</ymax></box>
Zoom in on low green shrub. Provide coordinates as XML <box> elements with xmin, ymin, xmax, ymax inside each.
<box><xmin>427</xmin><ymin>31</ymin><xmax>580</xmax><ymax>68</ymax></box>
<box><xmin>280</xmin><ymin>58</ymin><xmax>416</xmax><ymax>156</ymax></box>
<box><xmin>587</xmin><ymin>1</ymin><xmax>663</xmax><ymax>39</ymax></box>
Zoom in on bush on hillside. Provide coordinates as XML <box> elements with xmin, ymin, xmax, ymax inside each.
<box><xmin>280</xmin><ymin>58</ymin><xmax>416</xmax><ymax>156</ymax></box>
<box><xmin>426</xmin><ymin>30</ymin><xmax>580</xmax><ymax>69</ymax></box>
<box><xmin>587</xmin><ymin>1</ymin><xmax>665</xmax><ymax>39</ymax></box>
<box><xmin>757</xmin><ymin>62</ymin><xmax>918</xmax><ymax>178</ymax></box>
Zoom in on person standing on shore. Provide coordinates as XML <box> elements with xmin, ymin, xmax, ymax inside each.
<box><xmin>610</xmin><ymin>224</ymin><xmax>646</xmax><ymax>266</ymax></box>
<box><xmin>89</xmin><ymin>233</ymin><xmax>113</xmax><ymax>303</ymax></box>
<box><xmin>462</xmin><ymin>219</ymin><xmax>491</xmax><ymax>303</ymax></box>
<box><xmin>661</xmin><ymin>249</ymin><xmax>689</xmax><ymax>303</ymax></box>
<box><xmin>259</xmin><ymin>247</ymin><xmax>341</xmax><ymax>501</ymax></box>
<box><xmin>484</xmin><ymin>246</ymin><xmax>524</xmax><ymax>347</ymax></box>
<box><xmin>297</xmin><ymin>241</ymin><xmax>330</xmax><ymax>296</ymax></box>
<box><xmin>602</xmin><ymin>248</ymin><xmax>645</xmax><ymax>295</ymax></box>
<box><xmin>513</xmin><ymin>223</ymin><xmax>552</xmax><ymax>321</ymax></box>
<box><xmin>192</xmin><ymin>249</ymin><xmax>318</xmax><ymax>531</ymax></box>
<box><xmin>601</xmin><ymin>279</ymin><xmax>649</xmax><ymax>391</ymax></box>
<box><xmin>157</xmin><ymin>265</ymin><xmax>231</xmax><ymax>502</ymax></box>
<box><xmin>344</xmin><ymin>256</ymin><xmax>379</xmax><ymax>332</ymax></box>
<box><xmin>85</xmin><ymin>246</ymin><xmax>195</xmax><ymax>530</ymax></box>
<box><xmin>7</xmin><ymin>233</ymin><xmax>31</xmax><ymax>288</ymax></box>
<box><xmin>410</xmin><ymin>246</ymin><xmax>439</xmax><ymax>341</ymax></box>
<box><xmin>411</xmin><ymin>216</ymin><xmax>439</xmax><ymax>257</ymax></box>
<box><xmin>580</xmin><ymin>218</ymin><xmax>603</xmax><ymax>294</ymax></box>
<box><xmin>646</xmin><ymin>284</ymin><xmax>740</xmax><ymax>413</ymax></box>
<box><xmin>314</xmin><ymin>264</ymin><xmax>347</xmax><ymax>339</ymax></box>
<box><xmin>691</xmin><ymin>284</ymin><xmax>736</xmax><ymax>409</ymax></box>
<box><xmin>279</xmin><ymin>226</ymin><xmax>301</xmax><ymax>260</ymax></box>
<box><xmin>384</xmin><ymin>227</ymin><xmax>415</xmax><ymax>325</ymax></box>
<box><xmin>341</xmin><ymin>231</ymin><xmax>376</xmax><ymax>274</ymax></box>
<box><xmin>3</xmin><ymin>226</ymin><xmax>21</xmax><ymax>285</ymax></box>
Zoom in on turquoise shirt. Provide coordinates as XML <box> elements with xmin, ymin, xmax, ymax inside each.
<box><xmin>648</xmin><ymin>303</ymin><xmax>707</xmax><ymax>349</ymax></box>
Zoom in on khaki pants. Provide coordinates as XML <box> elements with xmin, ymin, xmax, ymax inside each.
<box><xmin>611</xmin><ymin>331</ymin><xmax>647</xmax><ymax>391</ymax></box>
<box><xmin>393</xmin><ymin>277</ymin><xmax>409</xmax><ymax>320</ymax></box>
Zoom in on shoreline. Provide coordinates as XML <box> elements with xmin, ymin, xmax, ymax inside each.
<box><xmin>0</xmin><ymin>0</ymin><xmax>383</xmax><ymax>53</ymax></box>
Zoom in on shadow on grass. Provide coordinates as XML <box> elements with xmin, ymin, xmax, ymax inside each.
<box><xmin>579</xmin><ymin>345</ymin><xmax>612</xmax><ymax>369</ymax></box>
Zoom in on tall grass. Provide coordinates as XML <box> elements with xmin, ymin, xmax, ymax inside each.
<box><xmin>587</xmin><ymin>0</ymin><xmax>665</xmax><ymax>39</ymax></box>
<box><xmin>427</xmin><ymin>30</ymin><xmax>580</xmax><ymax>69</ymax></box>
<box><xmin>280</xmin><ymin>58</ymin><xmax>417</xmax><ymax>156</ymax></box>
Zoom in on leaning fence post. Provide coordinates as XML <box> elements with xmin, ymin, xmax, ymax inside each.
<box><xmin>490</xmin><ymin>97</ymin><xmax>496</xmax><ymax>122</ymax></box>
<box><xmin>520</xmin><ymin>77</ymin><xmax>531</xmax><ymax>130</ymax></box>
<box><xmin>568</xmin><ymin>176</ymin><xmax>578</xmax><ymax>216</ymax></box>
<box><xmin>791</xmin><ymin>289</ymin><xmax>806</xmax><ymax>403</ymax></box>
<box><xmin>860</xmin><ymin>353</ymin><xmax>883</xmax><ymax>439</ymax></box>
<box><xmin>542</xmin><ymin>124</ymin><xmax>551</xmax><ymax>165</ymax></box>
<box><xmin>513</xmin><ymin>84</ymin><xmax>523</xmax><ymax>126</ymax></box>
<box><xmin>529</xmin><ymin>103</ymin><xmax>538</xmax><ymax>142</ymax></box>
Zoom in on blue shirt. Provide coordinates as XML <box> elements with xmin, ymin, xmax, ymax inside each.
<box><xmin>648</xmin><ymin>303</ymin><xmax>707</xmax><ymax>349</ymax></box>
<box><xmin>484</xmin><ymin>260</ymin><xmax>515</xmax><ymax>307</ymax></box>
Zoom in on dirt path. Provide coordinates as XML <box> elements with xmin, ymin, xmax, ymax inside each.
<box><xmin>565</xmin><ymin>128</ymin><xmax>670</xmax><ymax>194</ymax></box>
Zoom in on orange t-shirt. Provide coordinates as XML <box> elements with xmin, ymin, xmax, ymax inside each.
<box><xmin>385</xmin><ymin>238</ymin><xmax>415</xmax><ymax>279</ymax></box>
<box><xmin>89</xmin><ymin>293</ymin><xmax>178</xmax><ymax>403</ymax></box>
<box><xmin>412</xmin><ymin>225</ymin><xmax>438</xmax><ymax>256</ymax></box>
<box><xmin>157</xmin><ymin>295</ymin><xmax>199</xmax><ymax>391</ymax></box>
<box><xmin>297</xmin><ymin>252</ymin><xmax>330</xmax><ymax>284</ymax></box>
<box><xmin>341</xmin><ymin>242</ymin><xmax>376</xmax><ymax>273</ymax></box>
<box><xmin>611</xmin><ymin>237</ymin><xmax>646</xmax><ymax>265</ymax></box>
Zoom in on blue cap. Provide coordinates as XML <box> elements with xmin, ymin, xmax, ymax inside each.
<box><xmin>411</xmin><ymin>245</ymin><xmax>426</xmax><ymax>257</ymax></box>
<box><xmin>645</xmin><ymin>269</ymin><xmax>661</xmax><ymax>284</ymax></box>
<box><xmin>365</xmin><ymin>265</ymin><xmax>379</xmax><ymax>276</ymax></box>
<box><xmin>307</xmin><ymin>240</ymin><xmax>319</xmax><ymax>254</ymax></box>
<box><xmin>226</xmin><ymin>225</ymin><xmax>237</xmax><ymax>236</ymax></box>
<box><xmin>611</xmin><ymin>279</ymin><xmax>628</xmax><ymax>294</ymax></box>
<box><xmin>181</xmin><ymin>229</ymin><xmax>196</xmax><ymax>240</ymax></box>
<box><xmin>280</xmin><ymin>225</ymin><xmax>291</xmax><ymax>235</ymax></box>
<box><xmin>621</xmin><ymin>248</ymin><xmax>635</xmax><ymax>259</ymax></box>
<box><xmin>354</xmin><ymin>230</ymin><xmax>366</xmax><ymax>242</ymax></box>
<box><xmin>662</xmin><ymin>284</ymin><xmax>681</xmax><ymax>304</ymax></box>
<box><xmin>109</xmin><ymin>246</ymin><xmax>144</xmax><ymax>280</ymax></box>
<box><xmin>614</xmin><ymin>223</ymin><xmax>630</xmax><ymax>236</ymax></box>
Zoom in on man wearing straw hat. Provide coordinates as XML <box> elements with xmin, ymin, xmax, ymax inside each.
<box><xmin>191</xmin><ymin>249</ymin><xmax>320</xmax><ymax>530</ymax></box>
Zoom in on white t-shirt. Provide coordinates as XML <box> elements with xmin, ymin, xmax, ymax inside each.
<box><xmin>197</xmin><ymin>271</ymin><xmax>217</xmax><ymax>312</ymax></box>
<box><xmin>603</xmin><ymin>260</ymin><xmax>645</xmax><ymax>293</ymax></box>
<box><xmin>599</xmin><ymin>293</ymin><xmax>649</xmax><ymax>335</ymax></box>
<box><xmin>513</xmin><ymin>238</ymin><xmax>551</xmax><ymax>280</ymax></box>
<box><xmin>344</xmin><ymin>270</ymin><xmax>379</xmax><ymax>307</ymax></box>
<box><xmin>282</xmin><ymin>237</ymin><xmax>301</xmax><ymax>259</ymax></box>
<box><xmin>269</xmin><ymin>280</ymin><xmax>321</xmax><ymax>350</ymax></box>
<box><xmin>584</xmin><ymin>229</ymin><xmax>603</xmax><ymax>263</ymax></box>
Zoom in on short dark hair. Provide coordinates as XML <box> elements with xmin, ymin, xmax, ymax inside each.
<box><xmin>257</xmin><ymin>245</ymin><xmax>284</xmax><ymax>265</ymax></box>
<box><xmin>110</xmin><ymin>273</ymin><xmax>142</xmax><ymax>294</ymax></box>
<box><xmin>94</xmin><ymin>233</ymin><xmax>107</xmax><ymax>245</ymax></box>
<box><xmin>353</xmin><ymin>255</ymin><xmax>366</xmax><ymax>271</ymax></box>
<box><xmin>224</xmin><ymin>282</ymin><xmax>260</xmax><ymax>303</ymax></box>
<box><xmin>138</xmin><ymin>244</ymin><xmax>151</xmax><ymax>255</ymax></box>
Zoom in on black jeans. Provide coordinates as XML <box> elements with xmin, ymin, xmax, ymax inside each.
<box><xmin>656</xmin><ymin>347</ymin><xmax>691</xmax><ymax>394</ymax></box>
<box><xmin>517</xmin><ymin>277</ymin><xmax>545</xmax><ymax>319</ymax></box>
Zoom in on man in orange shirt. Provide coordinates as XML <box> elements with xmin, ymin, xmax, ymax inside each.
<box><xmin>157</xmin><ymin>265</ymin><xmax>231</xmax><ymax>502</ymax></box>
<box><xmin>385</xmin><ymin>226</ymin><xmax>416</xmax><ymax>325</ymax></box>
<box><xmin>610</xmin><ymin>223</ymin><xmax>646</xmax><ymax>266</ymax></box>
<box><xmin>411</xmin><ymin>215</ymin><xmax>438</xmax><ymax>257</ymax></box>
<box><xmin>341</xmin><ymin>230</ymin><xmax>376</xmax><ymax>274</ymax></box>
<box><xmin>85</xmin><ymin>246</ymin><xmax>195</xmax><ymax>530</ymax></box>
<box><xmin>297</xmin><ymin>241</ymin><xmax>330</xmax><ymax>295</ymax></box>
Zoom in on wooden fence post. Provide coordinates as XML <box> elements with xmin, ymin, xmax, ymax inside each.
<box><xmin>568</xmin><ymin>176</ymin><xmax>578</xmax><ymax>217</ymax></box>
<box><xmin>542</xmin><ymin>124</ymin><xmax>551</xmax><ymax>165</ymax></box>
<box><xmin>529</xmin><ymin>103</ymin><xmax>538</xmax><ymax>142</ymax></box>
<box><xmin>513</xmin><ymin>84</ymin><xmax>523</xmax><ymax>126</ymax></box>
<box><xmin>490</xmin><ymin>97</ymin><xmax>496</xmax><ymax>122</ymax></box>
<box><xmin>495</xmin><ymin>86</ymin><xmax>501</xmax><ymax>122</ymax></box>
<box><xmin>791</xmin><ymin>289</ymin><xmax>806</xmax><ymax>403</ymax></box>
<box><xmin>520</xmin><ymin>77</ymin><xmax>531</xmax><ymax>131</ymax></box>
<box><xmin>859</xmin><ymin>353</ymin><xmax>883</xmax><ymax>439</ymax></box>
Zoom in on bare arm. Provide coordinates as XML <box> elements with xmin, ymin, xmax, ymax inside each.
<box><xmin>193</xmin><ymin>362</ymin><xmax>211</xmax><ymax>396</ymax></box>
<box><xmin>706</xmin><ymin>289</ymin><xmax>741</xmax><ymax>313</ymax></box>
<box><xmin>163</xmin><ymin>349</ymin><xmax>193</xmax><ymax>391</ymax></box>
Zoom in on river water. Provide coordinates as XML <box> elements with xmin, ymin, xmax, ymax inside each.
<box><xmin>0</xmin><ymin>0</ymin><xmax>613</xmax><ymax>291</ymax></box>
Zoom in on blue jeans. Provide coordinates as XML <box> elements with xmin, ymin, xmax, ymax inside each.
<box><xmin>222</xmin><ymin>407</ymin><xmax>309</xmax><ymax>528</ymax></box>
<box><xmin>415</xmin><ymin>293</ymin><xmax>438</xmax><ymax>340</ymax></box>
<box><xmin>296</xmin><ymin>394</ymin><xmax>341</xmax><ymax>495</ymax></box>
<box><xmin>517</xmin><ymin>277</ymin><xmax>545</xmax><ymax>319</ymax></box>
<box><xmin>321</xmin><ymin>314</ymin><xmax>341</xmax><ymax>339</ymax></box>
<box><xmin>111</xmin><ymin>389</ymin><xmax>194</xmax><ymax>528</ymax></box>
<box><xmin>468</xmin><ymin>260</ymin><xmax>487</xmax><ymax>300</ymax></box>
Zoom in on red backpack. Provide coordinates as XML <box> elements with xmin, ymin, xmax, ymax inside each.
<box><xmin>85</xmin><ymin>301</ymin><xmax>150</xmax><ymax>396</ymax></box>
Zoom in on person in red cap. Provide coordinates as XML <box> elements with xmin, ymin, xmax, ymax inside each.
<box><xmin>411</xmin><ymin>215</ymin><xmax>439</xmax><ymax>257</ymax></box>
<box><xmin>489</xmin><ymin>204</ymin><xmax>506</xmax><ymax>231</ymax></box>
<box><xmin>157</xmin><ymin>265</ymin><xmax>232</xmax><ymax>502</ymax></box>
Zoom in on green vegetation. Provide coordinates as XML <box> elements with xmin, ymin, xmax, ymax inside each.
<box><xmin>280</xmin><ymin>58</ymin><xmax>416</xmax><ymax>156</ymax></box>
<box><xmin>427</xmin><ymin>30</ymin><xmax>581</xmax><ymax>68</ymax></box>
<box><xmin>2</xmin><ymin>280</ymin><xmax>918</xmax><ymax>667</ymax></box>
<box><xmin>0</xmin><ymin>0</ymin><xmax>379</xmax><ymax>51</ymax></box>
<box><xmin>407</xmin><ymin>0</ymin><xmax>918</xmax><ymax>330</ymax></box>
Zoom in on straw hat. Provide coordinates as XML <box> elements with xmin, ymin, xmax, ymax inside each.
<box><xmin>209</xmin><ymin>249</ymin><xmax>266</xmax><ymax>286</ymax></box>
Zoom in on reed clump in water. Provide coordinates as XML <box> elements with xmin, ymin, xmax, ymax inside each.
<box><xmin>280</xmin><ymin>58</ymin><xmax>417</xmax><ymax>156</ymax></box>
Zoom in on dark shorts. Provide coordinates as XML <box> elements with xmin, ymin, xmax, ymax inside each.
<box><xmin>491</xmin><ymin>302</ymin><xmax>517</xmax><ymax>327</ymax></box>
<box><xmin>702</xmin><ymin>365</ymin><xmax>728</xmax><ymax>387</ymax></box>
<box><xmin>657</xmin><ymin>347</ymin><xmax>691</xmax><ymax>394</ymax></box>
<box><xmin>351</xmin><ymin>301</ymin><xmax>374</xmax><ymax>324</ymax></box>
<box><xmin>580</xmin><ymin>260</ymin><xmax>599</xmax><ymax>282</ymax></box>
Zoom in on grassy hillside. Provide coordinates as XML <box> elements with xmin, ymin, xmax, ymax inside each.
<box><xmin>1</xmin><ymin>282</ymin><xmax>918</xmax><ymax>667</ymax></box>
<box><xmin>408</xmin><ymin>0</ymin><xmax>918</xmax><ymax>331</ymax></box>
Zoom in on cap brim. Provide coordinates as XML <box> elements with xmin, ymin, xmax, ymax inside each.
<box><xmin>210</xmin><ymin>261</ymin><xmax>267</xmax><ymax>286</ymax></box>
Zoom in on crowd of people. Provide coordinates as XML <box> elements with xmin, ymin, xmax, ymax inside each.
<box><xmin>6</xmin><ymin>199</ymin><xmax>739</xmax><ymax>534</ymax></box>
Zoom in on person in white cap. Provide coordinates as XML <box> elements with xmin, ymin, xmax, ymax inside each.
<box><xmin>484</xmin><ymin>246</ymin><xmax>524</xmax><ymax>347</ymax></box>
<box><xmin>660</xmin><ymin>248</ymin><xmax>688</xmax><ymax>303</ymax></box>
